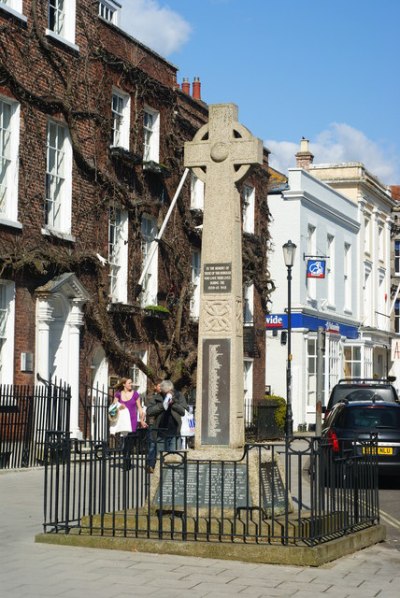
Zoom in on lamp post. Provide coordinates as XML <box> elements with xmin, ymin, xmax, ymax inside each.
<box><xmin>282</xmin><ymin>240</ymin><xmax>297</xmax><ymax>437</ymax></box>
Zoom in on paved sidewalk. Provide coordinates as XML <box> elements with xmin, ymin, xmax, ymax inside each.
<box><xmin>1</xmin><ymin>468</ymin><xmax>400</xmax><ymax>598</ymax></box>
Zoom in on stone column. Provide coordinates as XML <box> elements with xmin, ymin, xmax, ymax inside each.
<box><xmin>68</xmin><ymin>299</ymin><xmax>85</xmax><ymax>439</ymax></box>
<box><xmin>35</xmin><ymin>295</ymin><xmax>53</xmax><ymax>383</ymax></box>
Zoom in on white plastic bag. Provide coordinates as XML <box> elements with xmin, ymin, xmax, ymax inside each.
<box><xmin>180</xmin><ymin>409</ymin><xmax>195</xmax><ymax>437</ymax></box>
<box><xmin>109</xmin><ymin>404</ymin><xmax>132</xmax><ymax>435</ymax></box>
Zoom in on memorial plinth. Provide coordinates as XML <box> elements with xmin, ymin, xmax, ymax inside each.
<box><xmin>147</xmin><ymin>448</ymin><xmax>290</xmax><ymax>519</ymax></box>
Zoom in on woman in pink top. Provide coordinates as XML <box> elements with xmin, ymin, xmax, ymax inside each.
<box><xmin>110</xmin><ymin>377</ymin><xmax>147</xmax><ymax>435</ymax></box>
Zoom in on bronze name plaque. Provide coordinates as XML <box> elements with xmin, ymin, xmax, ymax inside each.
<box><xmin>201</xmin><ymin>338</ymin><xmax>230</xmax><ymax>445</ymax></box>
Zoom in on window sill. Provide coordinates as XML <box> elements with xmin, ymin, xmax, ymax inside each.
<box><xmin>41</xmin><ymin>227</ymin><xmax>76</xmax><ymax>242</ymax></box>
<box><xmin>107</xmin><ymin>302</ymin><xmax>140</xmax><ymax>314</ymax></box>
<box><xmin>0</xmin><ymin>5</ymin><xmax>27</xmax><ymax>23</ymax></box>
<box><xmin>143</xmin><ymin>161</ymin><xmax>170</xmax><ymax>177</ymax></box>
<box><xmin>109</xmin><ymin>146</ymin><xmax>142</xmax><ymax>165</ymax></box>
<box><xmin>45</xmin><ymin>29</ymin><xmax>80</xmax><ymax>53</ymax></box>
<box><xmin>0</xmin><ymin>215</ymin><xmax>23</xmax><ymax>230</ymax></box>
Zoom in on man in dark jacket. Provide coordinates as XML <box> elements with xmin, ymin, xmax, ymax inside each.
<box><xmin>146</xmin><ymin>380</ymin><xmax>188</xmax><ymax>471</ymax></box>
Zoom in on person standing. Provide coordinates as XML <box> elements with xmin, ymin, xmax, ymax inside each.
<box><xmin>146</xmin><ymin>380</ymin><xmax>188</xmax><ymax>472</ymax></box>
<box><xmin>110</xmin><ymin>377</ymin><xmax>146</xmax><ymax>436</ymax></box>
<box><xmin>109</xmin><ymin>378</ymin><xmax>147</xmax><ymax>470</ymax></box>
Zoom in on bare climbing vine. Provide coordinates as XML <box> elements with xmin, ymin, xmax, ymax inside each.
<box><xmin>0</xmin><ymin>1</ymin><xmax>273</xmax><ymax>390</ymax></box>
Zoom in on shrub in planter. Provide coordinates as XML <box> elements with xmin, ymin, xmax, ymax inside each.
<box><xmin>143</xmin><ymin>305</ymin><xmax>170</xmax><ymax>319</ymax></box>
<box><xmin>264</xmin><ymin>395</ymin><xmax>287</xmax><ymax>431</ymax></box>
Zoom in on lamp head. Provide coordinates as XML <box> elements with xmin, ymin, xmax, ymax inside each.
<box><xmin>282</xmin><ymin>240</ymin><xmax>297</xmax><ymax>268</ymax></box>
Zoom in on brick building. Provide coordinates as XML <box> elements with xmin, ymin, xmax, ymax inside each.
<box><xmin>0</xmin><ymin>0</ymin><xmax>270</xmax><ymax>437</ymax></box>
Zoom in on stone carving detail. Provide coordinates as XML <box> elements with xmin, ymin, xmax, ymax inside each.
<box><xmin>236</xmin><ymin>298</ymin><xmax>243</xmax><ymax>335</ymax></box>
<box><xmin>204</xmin><ymin>300</ymin><xmax>232</xmax><ymax>333</ymax></box>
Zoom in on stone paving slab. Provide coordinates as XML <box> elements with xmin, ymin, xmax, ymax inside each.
<box><xmin>1</xmin><ymin>468</ymin><xmax>400</xmax><ymax>597</ymax></box>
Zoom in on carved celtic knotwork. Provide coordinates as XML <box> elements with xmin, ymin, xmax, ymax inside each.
<box><xmin>204</xmin><ymin>300</ymin><xmax>232</xmax><ymax>333</ymax></box>
<box><xmin>235</xmin><ymin>298</ymin><xmax>243</xmax><ymax>335</ymax></box>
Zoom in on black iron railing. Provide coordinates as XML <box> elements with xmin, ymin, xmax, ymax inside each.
<box><xmin>0</xmin><ymin>381</ymin><xmax>71</xmax><ymax>469</ymax></box>
<box><xmin>42</xmin><ymin>434</ymin><xmax>379</xmax><ymax>546</ymax></box>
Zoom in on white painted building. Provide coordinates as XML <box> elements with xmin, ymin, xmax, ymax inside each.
<box><xmin>309</xmin><ymin>159</ymin><xmax>395</xmax><ymax>384</ymax></box>
<box><xmin>267</xmin><ymin>162</ymin><xmax>359</xmax><ymax>430</ymax></box>
<box><xmin>266</xmin><ymin>141</ymin><xmax>395</xmax><ymax>430</ymax></box>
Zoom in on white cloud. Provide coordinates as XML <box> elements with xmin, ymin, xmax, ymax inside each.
<box><xmin>266</xmin><ymin>123</ymin><xmax>400</xmax><ymax>185</ymax></box>
<box><xmin>120</xmin><ymin>0</ymin><xmax>192</xmax><ymax>56</ymax></box>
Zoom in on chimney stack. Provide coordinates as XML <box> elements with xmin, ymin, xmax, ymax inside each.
<box><xmin>181</xmin><ymin>77</ymin><xmax>190</xmax><ymax>94</ymax></box>
<box><xmin>295</xmin><ymin>137</ymin><xmax>314</xmax><ymax>170</ymax></box>
<box><xmin>192</xmin><ymin>77</ymin><xmax>201</xmax><ymax>100</ymax></box>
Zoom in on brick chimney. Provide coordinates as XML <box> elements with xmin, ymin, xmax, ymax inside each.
<box><xmin>192</xmin><ymin>77</ymin><xmax>201</xmax><ymax>100</ymax></box>
<box><xmin>181</xmin><ymin>78</ymin><xmax>190</xmax><ymax>94</ymax></box>
<box><xmin>295</xmin><ymin>138</ymin><xmax>314</xmax><ymax>170</ymax></box>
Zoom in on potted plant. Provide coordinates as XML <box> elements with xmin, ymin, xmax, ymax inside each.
<box><xmin>143</xmin><ymin>305</ymin><xmax>170</xmax><ymax>320</ymax></box>
<box><xmin>256</xmin><ymin>395</ymin><xmax>287</xmax><ymax>440</ymax></box>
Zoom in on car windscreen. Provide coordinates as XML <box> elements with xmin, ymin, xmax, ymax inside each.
<box><xmin>338</xmin><ymin>407</ymin><xmax>400</xmax><ymax>429</ymax></box>
<box><xmin>332</xmin><ymin>386</ymin><xmax>395</xmax><ymax>404</ymax></box>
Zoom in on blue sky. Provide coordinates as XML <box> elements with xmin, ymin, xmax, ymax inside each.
<box><xmin>121</xmin><ymin>0</ymin><xmax>400</xmax><ymax>185</ymax></box>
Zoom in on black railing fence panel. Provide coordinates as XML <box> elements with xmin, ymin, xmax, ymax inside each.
<box><xmin>42</xmin><ymin>435</ymin><xmax>379</xmax><ymax>546</ymax></box>
<box><xmin>79</xmin><ymin>384</ymin><xmax>115</xmax><ymax>443</ymax></box>
<box><xmin>0</xmin><ymin>382</ymin><xmax>70</xmax><ymax>469</ymax></box>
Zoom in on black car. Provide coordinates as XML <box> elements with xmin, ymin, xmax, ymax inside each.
<box><xmin>321</xmin><ymin>400</ymin><xmax>400</xmax><ymax>477</ymax></box>
<box><xmin>324</xmin><ymin>378</ymin><xmax>399</xmax><ymax>419</ymax></box>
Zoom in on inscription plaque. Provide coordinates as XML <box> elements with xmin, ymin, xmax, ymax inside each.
<box><xmin>154</xmin><ymin>462</ymin><xmax>249</xmax><ymax>508</ymax></box>
<box><xmin>204</xmin><ymin>263</ymin><xmax>232</xmax><ymax>293</ymax></box>
<box><xmin>260</xmin><ymin>461</ymin><xmax>287</xmax><ymax>513</ymax></box>
<box><xmin>202</xmin><ymin>339</ymin><xmax>230</xmax><ymax>445</ymax></box>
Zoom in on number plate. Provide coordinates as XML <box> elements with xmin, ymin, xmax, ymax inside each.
<box><xmin>362</xmin><ymin>446</ymin><xmax>393</xmax><ymax>455</ymax></box>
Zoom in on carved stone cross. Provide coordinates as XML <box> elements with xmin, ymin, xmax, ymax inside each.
<box><xmin>184</xmin><ymin>104</ymin><xmax>262</xmax><ymax>448</ymax></box>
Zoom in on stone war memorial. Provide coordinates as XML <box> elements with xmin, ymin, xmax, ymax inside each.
<box><xmin>36</xmin><ymin>104</ymin><xmax>385</xmax><ymax>566</ymax></box>
<box><xmin>146</xmin><ymin>104</ymin><xmax>289</xmax><ymax>519</ymax></box>
<box><xmin>185</xmin><ymin>103</ymin><xmax>263</xmax><ymax>450</ymax></box>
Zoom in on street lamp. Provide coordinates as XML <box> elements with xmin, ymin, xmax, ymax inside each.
<box><xmin>282</xmin><ymin>240</ymin><xmax>297</xmax><ymax>437</ymax></box>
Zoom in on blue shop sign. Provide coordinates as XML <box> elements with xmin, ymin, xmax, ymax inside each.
<box><xmin>266</xmin><ymin>313</ymin><xmax>358</xmax><ymax>339</ymax></box>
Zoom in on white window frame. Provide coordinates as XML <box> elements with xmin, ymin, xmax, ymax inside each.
<box><xmin>130</xmin><ymin>350</ymin><xmax>147</xmax><ymax>398</ymax></box>
<box><xmin>327</xmin><ymin>336</ymin><xmax>340</xmax><ymax>393</ymax></box>
<box><xmin>243</xmin><ymin>358</ymin><xmax>254</xmax><ymax>426</ymax></box>
<box><xmin>395</xmin><ymin>300</ymin><xmax>400</xmax><ymax>334</ymax></box>
<box><xmin>395</xmin><ymin>240</ymin><xmax>400</xmax><ymax>276</ymax></box>
<box><xmin>190</xmin><ymin>172</ymin><xmax>204</xmax><ymax>210</ymax></box>
<box><xmin>0</xmin><ymin>95</ymin><xmax>21</xmax><ymax>227</ymax></box>
<box><xmin>344</xmin><ymin>242</ymin><xmax>351</xmax><ymax>312</ymax></box>
<box><xmin>98</xmin><ymin>0</ymin><xmax>120</xmax><ymax>24</ymax></box>
<box><xmin>46</xmin><ymin>0</ymin><xmax>78</xmax><ymax>49</ymax></box>
<box><xmin>44</xmin><ymin>120</ymin><xmax>72</xmax><ymax>235</ymax></box>
<box><xmin>306</xmin><ymin>224</ymin><xmax>316</xmax><ymax>300</ymax></box>
<box><xmin>141</xmin><ymin>215</ymin><xmax>158</xmax><ymax>307</ymax></box>
<box><xmin>111</xmin><ymin>89</ymin><xmax>130</xmax><ymax>149</ymax></box>
<box><xmin>0</xmin><ymin>280</ymin><xmax>15</xmax><ymax>385</ymax></box>
<box><xmin>190</xmin><ymin>249</ymin><xmax>201</xmax><ymax>319</ymax></box>
<box><xmin>343</xmin><ymin>345</ymin><xmax>362</xmax><ymax>378</ymax></box>
<box><xmin>306</xmin><ymin>336</ymin><xmax>317</xmax><ymax>408</ymax></box>
<box><xmin>108</xmin><ymin>207</ymin><xmax>128</xmax><ymax>303</ymax></box>
<box><xmin>378</xmin><ymin>223</ymin><xmax>384</xmax><ymax>262</ymax></box>
<box><xmin>242</xmin><ymin>184</ymin><xmax>255</xmax><ymax>234</ymax></box>
<box><xmin>243</xmin><ymin>283</ymin><xmax>254</xmax><ymax>325</ymax></box>
<box><xmin>143</xmin><ymin>106</ymin><xmax>160</xmax><ymax>163</ymax></box>
<box><xmin>327</xmin><ymin>234</ymin><xmax>335</xmax><ymax>307</ymax></box>
<box><xmin>0</xmin><ymin>0</ymin><xmax>26</xmax><ymax>21</ymax></box>
<box><xmin>364</xmin><ymin>216</ymin><xmax>371</xmax><ymax>255</ymax></box>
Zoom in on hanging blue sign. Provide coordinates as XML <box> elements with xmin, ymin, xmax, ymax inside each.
<box><xmin>306</xmin><ymin>259</ymin><xmax>326</xmax><ymax>279</ymax></box>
